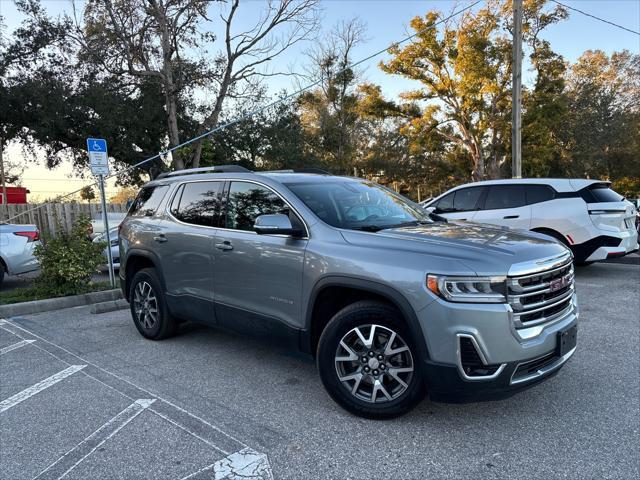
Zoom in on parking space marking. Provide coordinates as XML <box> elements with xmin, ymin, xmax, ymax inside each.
<box><xmin>0</xmin><ymin>365</ymin><xmax>86</xmax><ymax>413</ymax></box>
<box><xmin>0</xmin><ymin>319</ymin><xmax>249</xmax><ymax>451</ymax></box>
<box><xmin>34</xmin><ymin>398</ymin><xmax>156</xmax><ymax>480</ymax></box>
<box><xmin>180</xmin><ymin>447</ymin><xmax>273</xmax><ymax>480</ymax></box>
<box><xmin>0</xmin><ymin>319</ymin><xmax>274</xmax><ymax>476</ymax></box>
<box><xmin>0</xmin><ymin>339</ymin><xmax>35</xmax><ymax>355</ymax></box>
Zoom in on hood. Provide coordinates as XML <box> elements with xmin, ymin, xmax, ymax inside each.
<box><xmin>340</xmin><ymin>221</ymin><xmax>570</xmax><ymax>276</ymax></box>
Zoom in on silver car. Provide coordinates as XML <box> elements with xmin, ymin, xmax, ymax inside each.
<box><xmin>92</xmin><ymin>227</ymin><xmax>120</xmax><ymax>270</ymax></box>
<box><xmin>0</xmin><ymin>223</ymin><xmax>41</xmax><ymax>288</ymax></box>
<box><xmin>119</xmin><ymin>166</ymin><xmax>578</xmax><ymax>419</ymax></box>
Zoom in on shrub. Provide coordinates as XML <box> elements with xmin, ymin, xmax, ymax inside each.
<box><xmin>34</xmin><ymin>216</ymin><xmax>106</xmax><ymax>297</ymax></box>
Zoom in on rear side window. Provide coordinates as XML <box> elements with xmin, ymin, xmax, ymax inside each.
<box><xmin>484</xmin><ymin>185</ymin><xmax>526</xmax><ymax>210</ymax></box>
<box><xmin>129</xmin><ymin>185</ymin><xmax>168</xmax><ymax>217</ymax></box>
<box><xmin>172</xmin><ymin>181</ymin><xmax>223</xmax><ymax>227</ymax></box>
<box><xmin>225</xmin><ymin>182</ymin><xmax>288</xmax><ymax>232</ymax></box>
<box><xmin>453</xmin><ymin>187</ymin><xmax>484</xmax><ymax>211</ymax></box>
<box><xmin>582</xmin><ymin>186</ymin><xmax>624</xmax><ymax>203</ymax></box>
<box><xmin>525</xmin><ymin>185</ymin><xmax>555</xmax><ymax>205</ymax></box>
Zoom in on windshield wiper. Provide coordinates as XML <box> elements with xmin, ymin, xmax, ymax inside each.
<box><xmin>377</xmin><ymin>220</ymin><xmax>430</xmax><ymax>231</ymax></box>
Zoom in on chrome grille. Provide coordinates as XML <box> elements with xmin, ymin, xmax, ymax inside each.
<box><xmin>508</xmin><ymin>260</ymin><xmax>574</xmax><ymax>329</ymax></box>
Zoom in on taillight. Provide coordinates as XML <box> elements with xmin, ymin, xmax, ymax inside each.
<box><xmin>14</xmin><ymin>231</ymin><xmax>40</xmax><ymax>242</ymax></box>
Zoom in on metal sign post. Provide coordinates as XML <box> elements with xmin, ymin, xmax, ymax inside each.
<box><xmin>87</xmin><ymin>138</ymin><xmax>115</xmax><ymax>288</ymax></box>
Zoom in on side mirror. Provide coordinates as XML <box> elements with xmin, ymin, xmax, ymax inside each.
<box><xmin>423</xmin><ymin>206</ymin><xmax>436</xmax><ymax>214</ymax></box>
<box><xmin>254</xmin><ymin>214</ymin><xmax>303</xmax><ymax>237</ymax></box>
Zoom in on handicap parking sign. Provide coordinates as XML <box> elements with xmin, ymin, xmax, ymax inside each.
<box><xmin>87</xmin><ymin>138</ymin><xmax>109</xmax><ymax>175</ymax></box>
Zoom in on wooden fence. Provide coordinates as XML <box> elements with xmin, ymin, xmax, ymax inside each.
<box><xmin>0</xmin><ymin>203</ymin><xmax>128</xmax><ymax>237</ymax></box>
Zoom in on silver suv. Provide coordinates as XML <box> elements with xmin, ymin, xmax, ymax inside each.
<box><xmin>119</xmin><ymin>166</ymin><xmax>578</xmax><ymax>419</ymax></box>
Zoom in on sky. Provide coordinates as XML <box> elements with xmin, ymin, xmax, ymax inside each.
<box><xmin>1</xmin><ymin>0</ymin><xmax>639</xmax><ymax>202</ymax></box>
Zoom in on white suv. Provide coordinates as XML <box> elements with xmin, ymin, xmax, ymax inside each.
<box><xmin>424</xmin><ymin>179</ymin><xmax>639</xmax><ymax>264</ymax></box>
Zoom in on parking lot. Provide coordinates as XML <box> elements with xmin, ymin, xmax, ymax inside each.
<box><xmin>1</xmin><ymin>262</ymin><xmax>638</xmax><ymax>480</ymax></box>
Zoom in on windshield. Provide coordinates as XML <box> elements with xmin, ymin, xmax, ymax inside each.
<box><xmin>285</xmin><ymin>179</ymin><xmax>431</xmax><ymax>231</ymax></box>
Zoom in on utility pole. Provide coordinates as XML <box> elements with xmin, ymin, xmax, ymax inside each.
<box><xmin>511</xmin><ymin>0</ymin><xmax>523</xmax><ymax>178</ymax></box>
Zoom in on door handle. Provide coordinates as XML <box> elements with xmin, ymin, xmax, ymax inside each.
<box><xmin>503</xmin><ymin>215</ymin><xmax>519</xmax><ymax>219</ymax></box>
<box><xmin>215</xmin><ymin>241</ymin><xmax>233</xmax><ymax>251</ymax></box>
<box><xmin>153</xmin><ymin>234</ymin><xmax>167</xmax><ymax>243</ymax></box>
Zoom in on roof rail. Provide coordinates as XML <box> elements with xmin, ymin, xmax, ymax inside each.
<box><xmin>266</xmin><ymin>168</ymin><xmax>331</xmax><ymax>175</ymax></box>
<box><xmin>156</xmin><ymin>165</ymin><xmax>252</xmax><ymax>179</ymax></box>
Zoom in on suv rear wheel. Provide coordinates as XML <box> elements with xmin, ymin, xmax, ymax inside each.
<box><xmin>317</xmin><ymin>300</ymin><xmax>425</xmax><ymax>419</ymax></box>
<box><xmin>129</xmin><ymin>268</ymin><xmax>178</xmax><ymax>340</ymax></box>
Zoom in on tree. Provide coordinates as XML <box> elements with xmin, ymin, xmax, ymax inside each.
<box><xmin>1</xmin><ymin>1</ymin><xmax>187</xmax><ymax>183</ymax></box>
<box><xmin>379</xmin><ymin>0</ymin><xmax>567</xmax><ymax>180</ymax></box>
<box><xmin>198</xmin><ymin>95</ymin><xmax>312</xmax><ymax>171</ymax></box>
<box><xmin>298</xmin><ymin>19</ymin><xmax>368</xmax><ymax>174</ymax></box>
<box><xmin>79</xmin><ymin>186</ymin><xmax>96</xmax><ymax>203</ymax></box>
<box><xmin>563</xmin><ymin>50</ymin><xmax>640</xmax><ymax>181</ymax></box>
<box><xmin>110</xmin><ymin>186</ymin><xmax>139</xmax><ymax>204</ymax></box>
<box><xmin>76</xmin><ymin>0</ymin><xmax>320</xmax><ymax>172</ymax></box>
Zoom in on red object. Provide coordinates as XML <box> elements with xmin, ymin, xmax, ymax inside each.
<box><xmin>566</xmin><ymin>234</ymin><xmax>574</xmax><ymax>245</ymax></box>
<box><xmin>0</xmin><ymin>186</ymin><xmax>30</xmax><ymax>204</ymax></box>
<box><xmin>13</xmin><ymin>230</ymin><xmax>40</xmax><ymax>242</ymax></box>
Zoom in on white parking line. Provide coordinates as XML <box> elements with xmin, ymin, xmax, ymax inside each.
<box><xmin>0</xmin><ymin>365</ymin><xmax>86</xmax><ymax>413</ymax></box>
<box><xmin>180</xmin><ymin>447</ymin><xmax>273</xmax><ymax>480</ymax></box>
<box><xmin>0</xmin><ymin>319</ymin><xmax>274</xmax><ymax>478</ymax></box>
<box><xmin>34</xmin><ymin>398</ymin><xmax>156</xmax><ymax>480</ymax></box>
<box><xmin>0</xmin><ymin>320</ymin><xmax>248</xmax><ymax>449</ymax></box>
<box><xmin>0</xmin><ymin>339</ymin><xmax>36</xmax><ymax>355</ymax></box>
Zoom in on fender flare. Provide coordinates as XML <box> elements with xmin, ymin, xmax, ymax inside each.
<box><xmin>123</xmin><ymin>248</ymin><xmax>167</xmax><ymax>296</ymax></box>
<box><xmin>303</xmin><ymin>275</ymin><xmax>429</xmax><ymax>360</ymax></box>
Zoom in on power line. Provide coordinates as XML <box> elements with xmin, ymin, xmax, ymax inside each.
<box><xmin>5</xmin><ymin>0</ymin><xmax>483</xmax><ymax>223</ymax></box>
<box><xmin>550</xmin><ymin>0</ymin><xmax>640</xmax><ymax>36</ymax></box>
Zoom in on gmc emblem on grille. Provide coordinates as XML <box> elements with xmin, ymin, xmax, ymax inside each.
<box><xmin>549</xmin><ymin>276</ymin><xmax>570</xmax><ymax>292</ymax></box>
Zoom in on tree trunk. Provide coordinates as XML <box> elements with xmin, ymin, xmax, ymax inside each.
<box><xmin>189</xmin><ymin>71</ymin><xmax>233</xmax><ymax>168</ymax></box>
<box><xmin>165</xmin><ymin>90</ymin><xmax>184</xmax><ymax>170</ymax></box>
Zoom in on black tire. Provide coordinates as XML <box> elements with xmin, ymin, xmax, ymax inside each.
<box><xmin>317</xmin><ymin>300</ymin><xmax>426</xmax><ymax>419</ymax></box>
<box><xmin>129</xmin><ymin>268</ymin><xmax>178</xmax><ymax>340</ymax></box>
<box><xmin>0</xmin><ymin>266</ymin><xmax>4</xmax><ymax>289</ymax></box>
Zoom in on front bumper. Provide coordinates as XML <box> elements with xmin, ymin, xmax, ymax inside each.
<box><xmin>425</xmin><ymin>347</ymin><xmax>575</xmax><ymax>403</ymax></box>
<box><xmin>417</xmin><ymin>293</ymin><xmax>578</xmax><ymax>401</ymax></box>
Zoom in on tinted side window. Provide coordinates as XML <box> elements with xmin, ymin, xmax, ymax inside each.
<box><xmin>173</xmin><ymin>181</ymin><xmax>222</xmax><ymax>227</ymax></box>
<box><xmin>226</xmin><ymin>182</ymin><xmax>288</xmax><ymax>232</ymax></box>
<box><xmin>453</xmin><ymin>187</ymin><xmax>484</xmax><ymax>211</ymax></box>
<box><xmin>435</xmin><ymin>193</ymin><xmax>454</xmax><ymax>212</ymax></box>
<box><xmin>129</xmin><ymin>185</ymin><xmax>168</xmax><ymax>217</ymax></box>
<box><xmin>525</xmin><ymin>185</ymin><xmax>555</xmax><ymax>205</ymax></box>
<box><xmin>484</xmin><ymin>185</ymin><xmax>526</xmax><ymax>210</ymax></box>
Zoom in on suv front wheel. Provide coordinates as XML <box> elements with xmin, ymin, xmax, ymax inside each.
<box><xmin>317</xmin><ymin>301</ymin><xmax>425</xmax><ymax>419</ymax></box>
<box><xmin>129</xmin><ymin>268</ymin><xmax>178</xmax><ymax>340</ymax></box>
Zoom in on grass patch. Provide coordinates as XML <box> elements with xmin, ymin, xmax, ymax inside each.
<box><xmin>0</xmin><ymin>281</ymin><xmax>113</xmax><ymax>305</ymax></box>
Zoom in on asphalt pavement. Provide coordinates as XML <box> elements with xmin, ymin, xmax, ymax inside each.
<box><xmin>0</xmin><ymin>262</ymin><xmax>638</xmax><ymax>479</ymax></box>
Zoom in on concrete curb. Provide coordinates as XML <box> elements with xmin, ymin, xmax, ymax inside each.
<box><xmin>90</xmin><ymin>298</ymin><xmax>129</xmax><ymax>314</ymax></box>
<box><xmin>0</xmin><ymin>289</ymin><xmax>123</xmax><ymax>318</ymax></box>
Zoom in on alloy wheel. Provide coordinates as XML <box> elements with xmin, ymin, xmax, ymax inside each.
<box><xmin>133</xmin><ymin>281</ymin><xmax>159</xmax><ymax>329</ymax></box>
<box><xmin>334</xmin><ymin>324</ymin><xmax>414</xmax><ymax>403</ymax></box>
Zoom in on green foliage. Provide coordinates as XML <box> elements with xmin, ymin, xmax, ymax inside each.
<box><xmin>0</xmin><ymin>282</ymin><xmax>111</xmax><ymax>305</ymax></box>
<box><xmin>80</xmin><ymin>186</ymin><xmax>96</xmax><ymax>202</ymax></box>
<box><xmin>612</xmin><ymin>177</ymin><xmax>640</xmax><ymax>199</ymax></box>
<box><xmin>33</xmin><ymin>216</ymin><xmax>105</xmax><ymax>297</ymax></box>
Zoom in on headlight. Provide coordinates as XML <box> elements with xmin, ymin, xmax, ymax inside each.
<box><xmin>427</xmin><ymin>274</ymin><xmax>507</xmax><ymax>303</ymax></box>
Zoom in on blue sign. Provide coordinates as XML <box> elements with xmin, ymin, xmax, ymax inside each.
<box><xmin>87</xmin><ymin>138</ymin><xmax>109</xmax><ymax>175</ymax></box>
<box><xmin>87</xmin><ymin>138</ymin><xmax>107</xmax><ymax>153</ymax></box>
